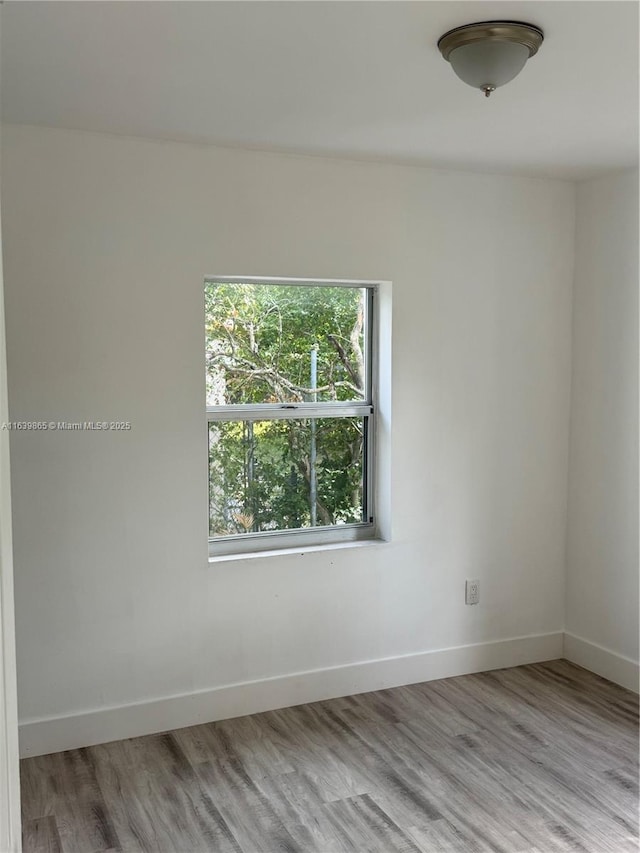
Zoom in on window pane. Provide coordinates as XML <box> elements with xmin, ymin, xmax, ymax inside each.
<box><xmin>209</xmin><ymin>417</ymin><xmax>366</xmax><ymax>537</ymax></box>
<box><xmin>205</xmin><ymin>283</ymin><xmax>367</xmax><ymax>405</ymax></box>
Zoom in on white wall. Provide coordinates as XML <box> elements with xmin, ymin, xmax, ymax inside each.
<box><xmin>1</xmin><ymin>125</ymin><xmax>575</xmax><ymax>754</ymax></box>
<box><xmin>565</xmin><ymin>169</ymin><xmax>639</xmax><ymax>689</ymax></box>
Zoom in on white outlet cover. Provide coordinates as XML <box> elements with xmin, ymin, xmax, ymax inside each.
<box><xmin>465</xmin><ymin>579</ymin><xmax>480</xmax><ymax>605</ymax></box>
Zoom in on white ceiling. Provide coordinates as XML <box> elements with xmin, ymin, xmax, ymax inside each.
<box><xmin>2</xmin><ymin>1</ymin><xmax>638</xmax><ymax>179</ymax></box>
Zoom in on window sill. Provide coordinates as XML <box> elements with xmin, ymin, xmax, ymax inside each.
<box><xmin>208</xmin><ymin>537</ymin><xmax>388</xmax><ymax>565</ymax></box>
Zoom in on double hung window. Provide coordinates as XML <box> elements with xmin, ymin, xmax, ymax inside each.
<box><xmin>205</xmin><ymin>278</ymin><xmax>376</xmax><ymax>556</ymax></box>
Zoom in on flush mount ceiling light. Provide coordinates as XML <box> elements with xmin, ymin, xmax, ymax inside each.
<box><xmin>438</xmin><ymin>21</ymin><xmax>544</xmax><ymax>98</ymax></box>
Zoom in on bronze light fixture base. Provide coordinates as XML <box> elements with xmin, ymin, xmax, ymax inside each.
<box><xmin>438</xmin><ymin>21</ymin><xmax>544</xmax><ymax>97</ymax></box>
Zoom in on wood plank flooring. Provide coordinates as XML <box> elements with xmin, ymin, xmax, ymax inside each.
<box><xmin>20</xmin><ymin>659</ymin><xmax>639</xmax><ymax>853</ymax></box>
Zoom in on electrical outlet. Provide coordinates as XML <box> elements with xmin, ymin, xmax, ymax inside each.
<box><xmin>465</xmin><ymin>579</ymin><xmax>480</xmax><ymax>605</ymax></box>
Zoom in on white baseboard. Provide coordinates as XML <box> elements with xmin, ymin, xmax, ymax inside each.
<box><xmin>19</xmin><ymin>631</ymin><xmax>563</xmax><ymax>758</ymax></box>
<box><xmin>563</xmin><ymin>632</ymin><xmax>639</xmax><ymax>693</ymax></box>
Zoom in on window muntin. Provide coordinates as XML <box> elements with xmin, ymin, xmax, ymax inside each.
<box><xmin>206</xmin><ymin>278</ymin><xmax>375</xmax><ymax>555</ymax></box>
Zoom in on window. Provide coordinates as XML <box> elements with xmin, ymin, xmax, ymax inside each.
<box><xmin>205</xmin><ymin>277</ymin><xmax>377</xmax><ymax>556</ymax></box>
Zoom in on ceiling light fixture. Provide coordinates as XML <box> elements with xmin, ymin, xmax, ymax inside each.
<box><xmin>438</xmin><ymin>21</ymin><xmax>544</xmax><ymax>98</ymax></box>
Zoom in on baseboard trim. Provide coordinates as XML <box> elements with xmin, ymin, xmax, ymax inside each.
<box><xmin>19</xmin><ymin>631</ymin><xmax>563</xmax><ymax>758</ymax></box>
<box><xmin>563</xmin><ymin>632</ymin><xmax>639</xmax><ymax>693</ymax></box>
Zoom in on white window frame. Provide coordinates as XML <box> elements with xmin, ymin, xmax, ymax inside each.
<box><xmin>206</xmin><ymin>276</ymin><xmax>378</xmax><ymax>558</ymax></box>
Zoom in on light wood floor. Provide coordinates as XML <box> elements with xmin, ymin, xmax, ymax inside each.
<box><xmin>21</xmin><ymin>659</ymin><xmax>639</xmax><ymax>853</ymax></box>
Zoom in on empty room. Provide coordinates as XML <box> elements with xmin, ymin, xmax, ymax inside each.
<box><xmin>0</xmin><ymin>2</ymin><xmax>638</xmax><ymax>852</ymax></box>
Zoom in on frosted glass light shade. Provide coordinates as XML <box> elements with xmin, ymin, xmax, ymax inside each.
<box><xmin>438</xmin><ymin>21</ymin><xmax>544</xmax><ymax>97</ymax></box>
<box><xmin>448</xmin><ymin>41</ymin><xmax>530</xmax><ymax>90</ymax></box>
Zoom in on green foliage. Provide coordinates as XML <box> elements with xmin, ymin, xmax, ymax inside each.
<box><xmin>206</xmin><ymin>283</ymin><xmax>366</xmax><ymax>537</ymax></box>
<box><xmin>205</xmin><ymin>282</ymin><xmax>365</xmax><ymax>404</ymax></box>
